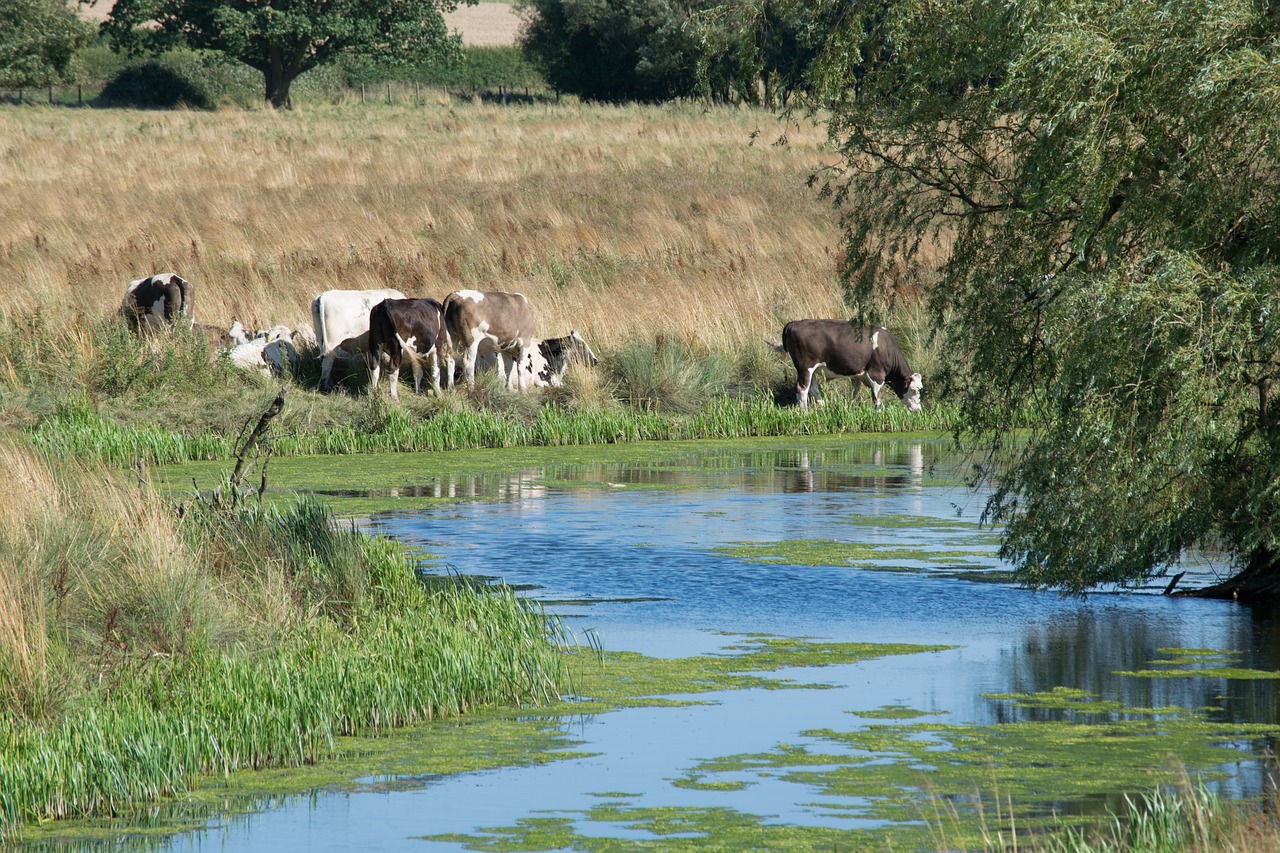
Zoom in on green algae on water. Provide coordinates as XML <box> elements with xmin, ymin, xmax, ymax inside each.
<box><xmin>1115</xmin><ymin>647</ymin><xmax>1280</xmax><ymax>680</ymax></box>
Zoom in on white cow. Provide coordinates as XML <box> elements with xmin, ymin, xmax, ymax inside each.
<box><xmin>222</xmin><ymin>322</ymin><xmax>299</xmax><ymax>377</ymax></box>
<box><xmin>311</xmin><ymin>288</ymin><xmax>406</xmax><ymax>392</ymax></box>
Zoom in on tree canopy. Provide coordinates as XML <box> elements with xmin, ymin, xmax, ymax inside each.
<box><xmin>101</xmin><ymin>0</ymin><xmax>470</xmax><ymax>108</ymax></box>
<box><xmin>0</xmin><ymin>0</ymin><xmax>92</xmax><ymax>89</ymax></box>
<box><xmin>806</xmin><ymin>0</ymin><xmax>1280</xmax><ymax>599</ymax></box>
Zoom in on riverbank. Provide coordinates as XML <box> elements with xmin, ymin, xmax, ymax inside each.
<box><xmin>0</xmin><ymin>435</ymin><xmax>567</xmax><ymax>841</ymax></box>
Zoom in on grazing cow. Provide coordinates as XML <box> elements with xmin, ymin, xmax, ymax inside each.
<box><xmin>779</xmin><ymin>320</ymin><xmax>922</xmax><ymax>412</ymax></box>
<box><xmin>367</xmin><ymin>297</ymin><xmax>446</xmax><ymax>400</ymax></box>
<box><xmin>222</xmin><ymin>323</ymin><xmax>299</xmax><ymax>377</ymax></box>
<box><xmin>442</xmin><ymin>290</ymin><xmax>538</xmax><ymax>391</ymax></box>
<box><xmin>311</xmin><ymin>288</ymin><xmax>406</xmax><ymax>392</ymax></box>
<box><xmin>122</xmin><ymin>273</ymin><xmax>194</xmax><ymax>331</ymax></box>
<box><xmin>532</xmin><ymin>330</ymin><xmax>598</xmax><ymax>387</ymax></box>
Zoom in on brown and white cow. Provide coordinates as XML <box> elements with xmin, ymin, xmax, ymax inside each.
<box><xmin>442</xmin><ymin>290</ymin><xmax>538</xmax><ymax>390</ymax></box>
<box><xmin>311</xmin><ymin>288</ymin><xmax>406</xmax><ymax>392</ymax></box>
<box><xmin>368</xmin><ymin>297</ymin><xmax>446</xmax><ymax>400</ymax></box>
<box><xmin>779</xmin><ymin>320</ymin><xmax>922</xmax><ymax>412</ymax></box>
<box><xmin>122</xmin><ymin>273</ymin><xmax>194</xmax><ymax>331</ymax></box>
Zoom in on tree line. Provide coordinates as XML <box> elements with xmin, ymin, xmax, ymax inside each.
<box><xmin>2</xmin><ymin>0</ymin><xmax>830</xmax><ymax>107</ymax></box>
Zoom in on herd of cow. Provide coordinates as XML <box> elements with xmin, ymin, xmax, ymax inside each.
<box><xmin>121</xmin><ymin>273</ymin><xmax>924</xmax><ymax>412</ymax></box>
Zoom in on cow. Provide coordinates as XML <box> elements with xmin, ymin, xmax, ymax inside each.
<box><xmin>532</xmin><ymin>330</ymin><xmax>598</xmax><ymax>387</ymax></box>
<box><xmin>442</xmin><ymin>290</ymin><xmax>538</xmax><ymax>391</ymax></box>
<box><xmin>122</xmin><ymin>273</ymin><xmax>194</xmax><ymax>332</ymax></box>
<box><xmin>778</xmin><ymin>320</ymin><xmax>922</xmax><ymax>412</ymax></box>
<box><xmin>221</xmin><ymin>322</ymin><xmax>299</xmax><ymax>377</ymax></box>
<box><xmin>367</xmin><ymin>297</ymin><xmax>446</xmax><ymax>401</ymax></box>
<box><xmin>311</xmin><ymin>288</ymin><xmax>406</xmax><ymax>392</ymax></box>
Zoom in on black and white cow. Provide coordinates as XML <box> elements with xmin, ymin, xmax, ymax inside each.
<box><xmin>311</xmin><ymin>288</ymin><xmax>406</xmax><ymax>392</ymax></box>
<box><xmin>442</xmin><ymin>289</ymin><xmax>538</xmax><ymax>390</ymax></box>
<box><xmin>779</xmin><ymin>320</ymin><xmax>922</xmax><ymax>412</ymax></box>
<box><xmin>367</xmin><ymin>297</ymin><xmax>446</xmax><ymax>400</ymax></box>
<box><xmin>531</xmin><ymin>330</ymin><xmax>598</xmax><ymax>387</ymax></box>
<box><xmin>122</xmin><ymin>273</ymin><xmax>194</xmax><ymax>332</ymax></box>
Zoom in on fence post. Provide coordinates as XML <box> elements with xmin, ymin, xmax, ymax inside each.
<box><xmin>501</xmin><ymin>85</ymin><xmax>507</xmax><ymax>106</ymax></box>
<box><xmin>415</xmin><ymin>82</ymin><xmax>420</xmax><ymax>107</ymax></box>
<box><xmin>48</xmin><ymin>85</ymin><xmax>54</xmax><ymax>104</ymax></box>
<box><xmin>78</xmin><ymin>84</ymin><xmax>82</xmax><ymax>106</ymax></box>
<box><xmin>360</xmin><ymin>83</ymin><xmax>365</xmax><ymax>103</ymax></box>
<box><xmin>386</xmin><ymin>83</ymin><xmax>391</xmax><ymax>105</ymax></box>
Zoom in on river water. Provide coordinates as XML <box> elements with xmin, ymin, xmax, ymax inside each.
<box><xmin>46</xmin><ymin>436</ymin><xmax>1280</xmax><ymax>851</ymax></box>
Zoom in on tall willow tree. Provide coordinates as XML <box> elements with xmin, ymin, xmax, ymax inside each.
<box><xmin>807</xmin><ymin>0</ymin><xmax>1280</xmax><ymax>599</ymax></box>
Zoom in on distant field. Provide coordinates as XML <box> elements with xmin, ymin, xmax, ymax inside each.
<box><xmin>78</xmin><ymin>2</ymin><xmax>523</xmax><ymax>46</ymax></box>
<box><xmin>0</xmin><ymin>103</ymin><xmax>844</xmax><ymax>352</ymax></box>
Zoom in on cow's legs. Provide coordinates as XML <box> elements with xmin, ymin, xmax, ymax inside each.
<box><xmin>368</xmin><ymin>345</ymin><xmax>383</xmax><ymax>397</ymax></box>
<box><xmin>796</xmin><ymin>364</ymin><xmax>821</xmax><ymax>410</ymax></box>
<box><xmin>463</xmin><ymin>341</ymin><xmax>481</xmax><ymax>388</ymax></box>
<box><xmin>511</xmin><ymin>347</ymin><xmax>530</xmax><ymax>391</ymax></box>
<box><xmin>867</xmin><ymin>378</ymin><xmax>884</xmax><ymax>410</ymax></box>
<box><xmin>426</xmin><ymin>346</ymin><xmax>441</xmax><ymax>395</ymax></box>
<box><xmin>408</xmin><ymin>352</ymin><xmax>423</xmax><ymax>396</ymax></box>
<box><xmin>319</xmin><ymin>352</ymin><xmax>337</xmax><ymax>393</ymax></box>
<box><xmin>389</xmin><ymin>353</ymin><xmax>404</xmax><ymax>402</ymax></box>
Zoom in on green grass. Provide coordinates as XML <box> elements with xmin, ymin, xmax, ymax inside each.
<box><xmin>0</xmin><ymin>437</ymin><xmax>569</xmax><ymax>840</ymax></box>
<box><xmin>29</xmin><ymin>391</ymin><xmax>962</xmax><ymax>467</ymax></box>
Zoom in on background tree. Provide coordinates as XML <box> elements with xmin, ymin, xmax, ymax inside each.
<box><xmin>517</xmin><ymin>0</ymin><xmax>701</xmax><ymax>102</ymax></box>
<box><xmin>0</xmin><ymin>0</ymin><xmax>92</xmax><ymax>89</ymax></box>
<box><xmin>100</xmin><ymin>0</ymin><xmax>470</xmax><ymax>108</ymax></box>
<box><xmin>804</xmin><ymin>0</ymin><xmax>1280</xmax><ymax>599</ymax></box>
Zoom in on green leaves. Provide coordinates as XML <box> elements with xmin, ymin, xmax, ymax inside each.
<box><xmin>103</xmin><ymin>0</ymin><xmax>463</xmax><ymax>106</ymax></box>
<box><xmin>812</xmin><ymin>0</ymin><xmax>1280</xmax><ymax>594</ymax></box>
<box><xmin>0</xmin><ymin>0</ymin><xmax>92</xmax><ymax>87</ymax></box>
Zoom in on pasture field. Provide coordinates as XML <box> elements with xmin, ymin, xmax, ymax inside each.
<box><xmin>0</xmin><ymin>99</ymin><xmax>953</xmax><ymax>459</ymax></box>
<box><xmin>0</xmin><ymin>101</ymin><xmax>844</xmax><ymax>349</ymax></box>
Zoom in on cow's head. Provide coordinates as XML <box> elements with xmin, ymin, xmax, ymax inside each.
<box><xmin>535</xmin><ymin>331</ymin><xmax>598</xmax><ymax>387</ymax></box>
<box><xmin>899</xmin><ymin>373</ymin><xmax>923</xmax><ymax>413</ymax></box>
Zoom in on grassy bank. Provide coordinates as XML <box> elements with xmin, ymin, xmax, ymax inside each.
<box><xmin>0</xmin><ymin>435</ymin><xmax>567</xmax><ymax>840</ymax></box>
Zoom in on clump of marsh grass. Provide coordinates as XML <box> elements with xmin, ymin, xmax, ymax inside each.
<box><xmin>1027</xmin><ymin>779</ymin><xmax>1280</xmax><ymax>853</ymax></box>
<box><xmin>608</xmin><ymin>336</ymin><xmax>736</xmax><ymax>414</ymax></box>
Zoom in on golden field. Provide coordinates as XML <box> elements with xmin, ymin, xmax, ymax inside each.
<box><xmin>0</xmin><ymin>101</ymin><xmax>847</xmax><ymax>352</ymax></box>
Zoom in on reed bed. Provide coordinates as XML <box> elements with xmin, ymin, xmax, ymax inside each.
<box><xmin>0</xmin><ymin>436</ymin><xmax>567</xmax><ymax>839</ymax></box>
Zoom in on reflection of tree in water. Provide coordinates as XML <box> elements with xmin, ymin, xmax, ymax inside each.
<box><xmin>993</xmin><ymin>607</ymin><xmax>1280</xmax><ymax>725</ymax></box>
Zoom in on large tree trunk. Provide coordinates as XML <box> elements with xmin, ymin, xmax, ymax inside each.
<box><xmin>262</xmin><ymin>48</ymin><xmax>296</xmax><ymax>109</ymax></box>
<box><xmin>1179</xmin><ymin>547</ymin><xmax>1280</xmax><ymax>602</ymax></box>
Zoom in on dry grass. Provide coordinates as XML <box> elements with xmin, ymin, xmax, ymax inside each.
<box><xmin>0</xmin><ymin>102</ymin><xmax>846</xmax><ymax>353</ymax></box>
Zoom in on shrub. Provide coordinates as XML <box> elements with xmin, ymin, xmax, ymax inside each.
<box><xmin>97</xmin><ymin>58</ymin><xmax>217</xmax><ymax>109</ymax></box>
